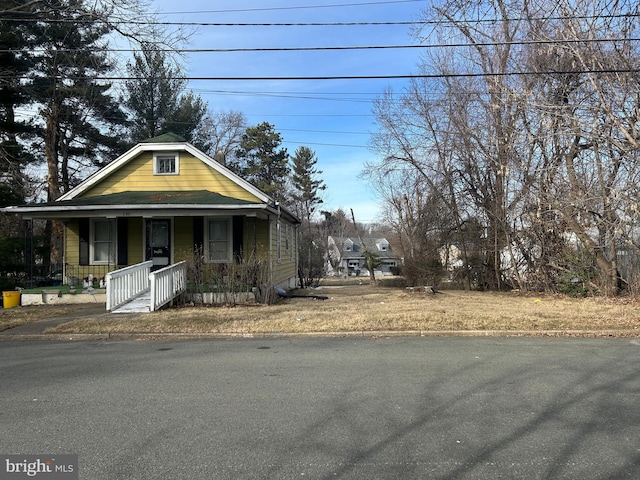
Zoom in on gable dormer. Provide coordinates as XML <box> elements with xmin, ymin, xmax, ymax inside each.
<box><xmin>376</xmin><ymin>239</ymin><xmax>390</xmax><ymax>252</ymax></box>
<box><xmin>344</xmin><ymin>238</ymin><xmax>354</xmax><ymax>252</ymax></box>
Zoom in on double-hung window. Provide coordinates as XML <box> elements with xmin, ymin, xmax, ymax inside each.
<box><xmin>207</xmin><ymin>218</ymin><xmax>230</xmax><ymax>262</ymax></box>
<box><xmin>91</xmin><ymin>219</ymin><xmax>116</xmax><ymax>264</ymax></box>
<box><xmin>154</xmin><ymin>152</ymin><xmax>179</xmax><ymax>175</ymax></box>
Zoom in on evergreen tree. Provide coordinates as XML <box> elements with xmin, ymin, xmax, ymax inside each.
<box><xmin>290</xmin><ymin>146</ymin><xmax>326</xmax><ymax>287</ymax></box>
<box><xmin>291</xmin><ymin>146</ymin><xmax>325</xmax><ymax>222</ymax></box>
<box><xmin>124</xmin><ymin>44</ymin><xmax>185</xmax><ymax>142</ymax></box>
<box><xmin>30</xmin><ymin>0</ymin><xmax>128</xmax><ymax>200</ymax></box>
<box><xmin>123</xmin><ymin>45</ymin><xmax>208</xmax><ymax>146</ymax></box>
<box><xmin>166</xmin><ymin>91</ymin><xmax>209</xmax><ymax>150</ymax></box>
<box><xmin>232</xmin><ymin>122</ymin><xmax>290</xmax><ymax>201</ymax></box>
<box><xmin>0</xmin><ymin>0</ymin><xmax>38</xmax><ymax>205</ymax></box>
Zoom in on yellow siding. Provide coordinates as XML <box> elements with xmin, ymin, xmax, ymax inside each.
<box><xmin>270</xmin><ymin>218</ymin><xmax>297</xmax><ymax>287</ymax></box>
<box><xmin>62</xmin><ymin>210</ymin><xmax>298</xmax><ymax>289</ymax></box>
<box><xmin>82</xmin><ymin>152</ymin><xmax>261</xmax><ymax>202</ymax></box>
<box><xmin>174</xmin><ymin>217</ymin><xmax>193</xmax><ymax>262</ymax></box>
<box><xmin>243</xmin><ymin>218</ymin><xmax>270</xmax><ymax>257</ymax></box>
<box><xmin>65</xmin><ymin>220</ymin><xmax>80</xmax><ymax>265</ymax></box>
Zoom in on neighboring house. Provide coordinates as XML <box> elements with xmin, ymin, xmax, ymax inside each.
<box><xmin>3</xmin><ymin>133</ymin><xmax>299</xmax><ymax>291</ymax></box>
<box><xmin>327</xmin><ymin>236</ymin><xmax>401</xmax><ymax>276</ymax></box>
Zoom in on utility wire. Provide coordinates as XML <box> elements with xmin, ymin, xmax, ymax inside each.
<box><xmin>3</xmin><ymin>12</ymin><xmax>636</xmax><ymax>26</ymax></box>
<box><xmin>142</xmin><ymin>0</ymin><xmax>428</xmax><ymax>15</ymax></box>
<box><xmin>10</xmin><ymin>68</ymin><xmax>639</xmax><ymax>82</ymax></box>
<box><xmin>6</xmin><ymin>36</ymin><xmax>639</xmax><ymax>54</ymax></box>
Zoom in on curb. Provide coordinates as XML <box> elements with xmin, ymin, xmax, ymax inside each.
<box><xmin>1</xmin><ymin>329</ymin><xmax>639</xmax><ymax>341</ymax></box>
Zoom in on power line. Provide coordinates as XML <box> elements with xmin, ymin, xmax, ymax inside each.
<box><xmin>157</xmin><ymin>0</ymin><xmax>427</xmax><ymax>15</ymax></box>
<box><xmin>283</xmin><ymin>140</ymin><xmax>368</xmax><ymax>148</ymax></box>
<box><xmin>7</xmin><ymin>36</ymin><xmax>639</xmax><ymax>55</ymax></box>
<box><xmin>4</xmin><ymin>11</ymin><xmax>636</xmax><ymax>27</ymax></box>
<box><xmin>281</xmin><ymin>127</ymin><xmax>370</xmax><ymax>135</ymax></box>
<box><xmin>0</xmin><ymin>18</ymin><xmax>417</xmax><ymax>26</ymax></box>
<box><xmin>12</xmin><ymin>68</ymin><xmax>638</xmax><ymax>82</ymax></box>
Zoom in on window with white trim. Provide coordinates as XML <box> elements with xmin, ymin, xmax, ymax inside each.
<box><xmin>289</xmin><ymin>225</ymin><xmax>294</xmax><ymax>261</ymax></box>
<box><xmin>207</xmin><ymin>218</ymin><xmax>230</xmax><ymax>262</ymax></box>
<box><xmin>91</xmin><ymin>219</ymin><xmax>116</xmax><ymax>264</ymax></box>
<box><xmin>153</xmin><ymin>152</ymin><xmax>179</xmax><ymax>175</ymax></box>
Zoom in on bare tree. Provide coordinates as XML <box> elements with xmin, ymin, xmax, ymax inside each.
<box><xmin>199</xmin><ymin>110</ymin><xmax>248</xmax><ymax>164</ymax></box>
<box><xmin>368</xmin><ymin>0</ymin><xmax>640</xmax><ymax>295</ymax></box>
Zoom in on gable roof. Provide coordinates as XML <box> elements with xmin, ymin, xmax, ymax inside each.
<box><xmin>141</xmin><ymin>132</ymin><xmax>187</xmax><ymax>143</ymax></box>
<box><xmin>329</xmin><ymin>236</ymin><xmax>398</xmax><ymax>258</ymax></box>
<box><xmin>6</xmin><ymin>190</ymin><xmax>278</xmax><ymax>219</ymax></box>
<box><xmin>3</xmin><ymin>138</ymin><xmax>300</xmax><ymax>223</ymax></box>
<box><xmin>57</xmin><ymin>139</ymin><xmax>271</xmax><ymax>204</ymax></box>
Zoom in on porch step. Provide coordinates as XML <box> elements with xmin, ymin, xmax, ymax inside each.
<box><xmin>111</xmin><ymin>291</ymin><xmax>151</xmax><ymax>314</ymax></box>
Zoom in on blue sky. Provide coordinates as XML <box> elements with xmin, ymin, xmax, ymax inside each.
<box><xmin>151</xmin><ymin>0</ymin><xmax>428</xmax><ymax>223</ymax></box>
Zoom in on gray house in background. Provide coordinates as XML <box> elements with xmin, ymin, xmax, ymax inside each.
<box><xmin>327</xmin><ymin>236</ymin><xmax>402</xmax><ymax>277</ymax></box>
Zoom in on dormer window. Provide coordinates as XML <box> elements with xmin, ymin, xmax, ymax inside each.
<box><xmin>376</xmin><ymin>239</ymin><xmax>389</xmax><ymax>252</ymax></box>
<box><xmin>154</xmin><ymin>152</ymin><xmax>179</xmax><ymax>175</ymax></box>
<box><xmin>344</xmin><ymin>239</ymin><xmax>354</xmax><ymax>252</ymax></box>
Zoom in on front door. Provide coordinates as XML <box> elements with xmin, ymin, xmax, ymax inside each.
<box><xmin>146</xmin><ymin>219</ymin><xmax>171</xmax><ymax>270</ymax></box>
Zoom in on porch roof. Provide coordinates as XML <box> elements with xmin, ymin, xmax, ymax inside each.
<box><xmin>3</xmin><ymin>190</ymin><xmax>299</xmax><ymax>222</ymax></box>
<box><xmin>53</xmin><ymin>190</ymin><xmax>257</xmax><ymax>206</ymax></box>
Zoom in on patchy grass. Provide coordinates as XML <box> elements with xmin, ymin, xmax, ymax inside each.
<box><xmin>0</xmin><ymin>305</ymin><xmax>79</xmax><ymax>332</ymax></box>
<box><xmin>41</xmin><ymin>280</ymin><xmax>640</xmax><ymax>336</ymax></box>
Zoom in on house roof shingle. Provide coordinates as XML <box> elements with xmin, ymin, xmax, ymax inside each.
<box><xmin>47</xmin><ymin>190</ymin><xmax>257</xmax><ymax>207</ymax></box>
<box><xmin>141</xmin><ymin>132</ymin><xmax>187</xmax><ymax>143</ymax></box>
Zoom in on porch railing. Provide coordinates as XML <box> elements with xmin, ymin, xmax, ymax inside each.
<box><xmin>149</xmin><ymin>261</ymin><xmax>187</xmax><ymax>312</ymax></box>
<box><xmin>105</xmin><ymin>261</ymin><xmax>153</xmax><ymax>311</ymax></box>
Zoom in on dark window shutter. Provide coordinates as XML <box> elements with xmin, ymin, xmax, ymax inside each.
<box><xmin>233</xmin><ymin>216</ymin><xmax>243</xmax><ymax>262</ymax></box>
<box><xmin>193</xmin><ymin>216</ymin><xmax>204</xmax><ymax>254</ymax></box>
<box><xmin>117</xmin><ymin>218</ymin><xmax>128</xmax><ymax>266</ymax></box>
<box><xmin>79</xmin><ymin>218</ymin><xmax>90</xmax><ymax>265</ymax></box>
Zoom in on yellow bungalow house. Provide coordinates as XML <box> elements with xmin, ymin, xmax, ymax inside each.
<box><xmin>4</xmin><ymin>134</ymin><xmax>299</xmax><ymax>309</ymax></box>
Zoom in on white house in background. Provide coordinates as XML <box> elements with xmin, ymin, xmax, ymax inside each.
<box><xmin>326</xmin><ymin>236</ymin><xmax>401</xmax><ymax>277</ymax></box>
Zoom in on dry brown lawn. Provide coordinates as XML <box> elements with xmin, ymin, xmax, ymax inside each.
<box><xmin>40</xmin><ymin>279</ymin><xmax>640</xmax><ymax>336</ymax></box>
<box><xmin>0</xmin><ymin>305</ymin><xmax>78</xmax><ymax>332</ymax></box>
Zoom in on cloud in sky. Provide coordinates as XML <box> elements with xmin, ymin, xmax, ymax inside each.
<box><xmin>153</xmin><ymin>0</ymin><xmax>427</xmax><ymax>223</ymax></box>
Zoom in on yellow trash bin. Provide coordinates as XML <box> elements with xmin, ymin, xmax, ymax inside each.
<box><xmin>2</xmin><ymin>291</ymin><xmax>20</xmax><ymax>309</ymax></box>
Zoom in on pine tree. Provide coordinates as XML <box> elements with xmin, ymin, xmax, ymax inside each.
<box><xmin>30</xmin><ymin>0</ymin><xmax>128</xmax><ymax>200</ymax></box>
<box><xmin>124</xmin><ymin>44</ymin><xmax>185</xmax><ymax>142</ymax></box>
<box><xmin>0</xmin><ymin>0</ymin><xmax>38</xmax><ymax>206</ymax></box>
<box><xmin>232</xmin><ymin>122</ymin><xmax>290</xmax><ymax>201</ymax></box>
<box><xmin>290</xmin><ymin>146</ymin><xmax>326</xmax><ymax>287</ymax></box>
<box><xmin>291</xmin><ymin>146</ymin><xmax>326</xmax><ymax>223</ymax></box>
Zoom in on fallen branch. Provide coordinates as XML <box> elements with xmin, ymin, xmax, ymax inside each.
<box><xmin>276</xmin><ymin>286</ymin><xmax>328</xmax><ymax>300</ymax></box>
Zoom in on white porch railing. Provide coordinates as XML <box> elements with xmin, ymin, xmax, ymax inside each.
<box><xmin>149</xmin><ymin>261</ymin><xmax>187</xmax><ymax>312</ymax></box>
<box><xmin>105</xmin><ymin>261</ymin><xmax>152</xmax><ymax>311</ymax></box>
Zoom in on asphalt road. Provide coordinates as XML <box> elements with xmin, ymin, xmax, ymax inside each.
<box><xmin>1</xmin><ymin>337</ymin><xmax>639</xmax><ymax>479</ymax></box>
